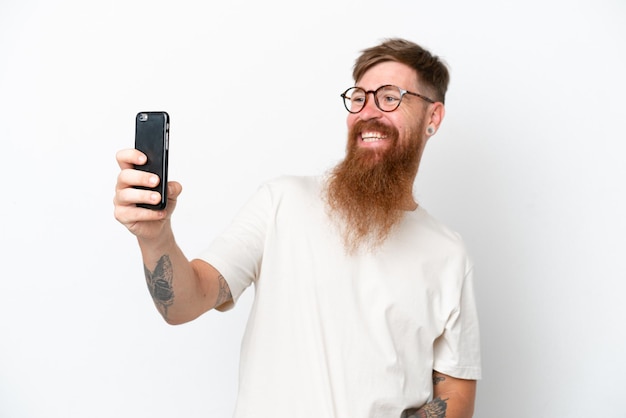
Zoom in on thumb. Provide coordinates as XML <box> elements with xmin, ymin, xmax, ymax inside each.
<box><xmin>167</xmin><ymin>181</ymin><xmax>183</xmax><ymax>199</ymax></box>
<box><xmin>164</xmin><ymin>181</ymin><xmax>183</xmax><ymax>214</ymax></box>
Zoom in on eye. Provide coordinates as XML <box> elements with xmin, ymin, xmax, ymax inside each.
<box><xmin>351</xmin><ymin>93</ymin><xmax>366</xmax><ymax>104</ymax></box>
<box><xmin>381</xmin><ymin>94</ymin><xmax>400</xmax><ymax>104</ymax></box>
<box><xmin>377</xmin><ymin>86</ymin><xmax>402</xmax><ymax>107</ymax></box>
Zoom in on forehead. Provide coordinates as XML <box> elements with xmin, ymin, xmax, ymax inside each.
<box><xmin>356</xmin><ymin>61</ymin><xmax>419</xmax><ymax>91</ymax></box>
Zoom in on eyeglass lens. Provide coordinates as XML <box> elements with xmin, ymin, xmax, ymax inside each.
<box><xmin>342</xmin><ymin>85</ymin><xmax>404</xmax><ymax>113</ymax></box>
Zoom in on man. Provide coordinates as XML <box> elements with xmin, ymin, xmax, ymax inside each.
<box><xmin>114</xmin><ymin>38</ymin><xmax>481</xmax><ymax>418</ymax></box>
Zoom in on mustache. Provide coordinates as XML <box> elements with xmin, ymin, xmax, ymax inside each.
<box><xmin>350</xmin><ymin>119</ymin><xmax>397</xmax><ymax>139</ymax></box>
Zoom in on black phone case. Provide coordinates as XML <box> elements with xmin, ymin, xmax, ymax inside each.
<box><xmin>134</xmin><ymin>111</ymin><xmax>169</xmax><ymax>210</ymax></box>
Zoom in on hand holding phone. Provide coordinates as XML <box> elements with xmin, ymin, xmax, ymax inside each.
<box><xmin>134</xmin><ymin>111</ymin><xmax>169</xmax><ymax>210</ymax></box>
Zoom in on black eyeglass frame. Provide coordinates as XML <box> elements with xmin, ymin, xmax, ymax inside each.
<box><xmin>340</xmin><ymin>84</ymin><xmax>436</xmax><ymax>114</ymax></box>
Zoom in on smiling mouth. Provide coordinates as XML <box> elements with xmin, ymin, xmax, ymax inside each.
<box><xmin>361</xmin><ymin>131</ymin><xmax>388</xmax><ymax>143</ymax></box>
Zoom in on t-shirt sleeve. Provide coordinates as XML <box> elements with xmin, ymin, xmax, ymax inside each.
<box><xmin>432</xmin><ymin>262</ymin><xmax>482</xmax><ymax>380</ymax></box>
<box><xmin>197</xmin><ymin>183</ymin><xmax>273</xmax><ymax>311</ymax></box>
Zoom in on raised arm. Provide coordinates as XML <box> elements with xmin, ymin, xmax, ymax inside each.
<box><xmin>401</xmin><ymin>371</ymin><xmax>476</xmax><ymax>418</ymax></box>
<box><xmin>114</xmin><ymin>148</ymin><xmax>232</xmax><ymax>324</ymax></box>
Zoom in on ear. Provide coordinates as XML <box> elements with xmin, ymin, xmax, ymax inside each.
<box><xmin>425</xmin><ymin>102</ymin><xmax>445</xmax><ymax>136</ymax></box>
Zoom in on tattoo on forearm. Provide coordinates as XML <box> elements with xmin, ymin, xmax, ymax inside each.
<box><xmin>214</xmin><ymin>274</ymin><xmax>232</xmax><ymax>308</ymax></box>
<box><xmin>401</xmin><ymin>397</ymin><xmax>449</xmax><ymax>418</ymax></box>
<box><xmin>144</xmin><ymin>255</ymin><xmax>174</xmax><ymax>318</ymax></box>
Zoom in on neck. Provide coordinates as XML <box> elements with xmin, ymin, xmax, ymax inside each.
<box><xmin>398</xmin><ymin>194</ymin><xmax>418</xmax><ymax>211</ymax></box>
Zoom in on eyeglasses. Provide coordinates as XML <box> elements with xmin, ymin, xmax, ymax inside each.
<box><xmin>340</xmin><ymin>84</ymin><xmax>435</xmax><ymax>114</ymax></box>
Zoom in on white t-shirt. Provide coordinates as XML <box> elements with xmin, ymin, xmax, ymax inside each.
<box><xmin>199</xmin><ymin>176</ymin><xmax>481</xmax><ymax>418</ymax></box>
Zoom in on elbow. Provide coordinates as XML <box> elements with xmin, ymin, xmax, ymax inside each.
<box><xmin>163</xmin><ymin>316</ymin><xmax>187</xmax><ymax>326</ymax></box>
<box><xmin>160</xmin><ymin>309</ymin><xmax>202</xmax><ymax>326</ymax></box>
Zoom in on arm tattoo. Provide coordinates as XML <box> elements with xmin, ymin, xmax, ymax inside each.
<box><xmin>214</xmin><ymin>274</ymin><xmax>232</xmax><ymax>308</ymax></box>
<box><xmin>401</xmin><ymin>397</ymin><xmax>449</xmax><ymax>418</ymax></box>
<box><xmin>144</xmin><ymin>255</ymin><xmax>174</xmax><ymax>318</ymax></box>
<box><xmin>433</xmin><ymin>375</ymin><xmax>446</xmax><ymax>386</ymax></box>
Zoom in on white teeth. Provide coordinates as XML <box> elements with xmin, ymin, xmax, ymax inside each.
<box><xmin>361</xmin><ymin>131</ymin><xmax>387</xmax><ymax>142</ymax></box>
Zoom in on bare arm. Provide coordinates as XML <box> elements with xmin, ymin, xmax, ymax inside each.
<box><xmin>114</xmin><ymin>148</ymin><xmax>232</xmax><ymax>324</ymax></box>
<box><xmin>401</xmin><ymin>371</ymin><xmax>476</xmax><ymax>418</ymax></box>
<box><xmin>138</xmin><ymin>233</ymin><xmax>232</xmax><ymax>324</ymax></box>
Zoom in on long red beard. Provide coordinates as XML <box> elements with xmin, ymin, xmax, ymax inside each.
<box><xmin>325</xmin><ymin>119</ymin><xmax>424</xmax><ymax>253</ymax></box>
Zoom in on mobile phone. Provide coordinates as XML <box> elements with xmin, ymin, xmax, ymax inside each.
<box><xmin>134</xmin><ymin>111</ymin><xmax>169</xmax><ymax>210</ymax></box>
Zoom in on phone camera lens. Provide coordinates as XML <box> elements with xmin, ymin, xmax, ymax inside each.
<box><xmin>139</xmin><ymin>113</ymin><xmax>148</xmax><ymax>122</ymax></box>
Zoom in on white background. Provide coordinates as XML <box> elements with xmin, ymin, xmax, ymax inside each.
<box><xmin>1</xmin><ymin>0</ymin><xmax>625</xmax><ymax>417</ymax></box>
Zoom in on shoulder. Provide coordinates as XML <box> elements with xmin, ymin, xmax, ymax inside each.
<box><xmin>247</xmin><ymin>175</ymin><xmax>326</xmax><ymax>231</ymax></box>
<box><xmin>262</xmin><ymin>175</ymin><xmax>321</xmax><ymax>192</ymax></box>
<box><xmin>257</xmin><ymin>175</ymin><xmax>323</xmax><ymax>202</ymax></box>
<box><xmin>407</xmin><ymin>207</ymin><xmax>471</xmax><ymax>261</ymax></box>
<box><xmin>414</xmin><ymin>207</ymin><xmax>463</xmax><ymax>241</ymax></box>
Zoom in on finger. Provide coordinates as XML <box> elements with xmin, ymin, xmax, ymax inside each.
<box><xmin>115</xmin><ymin>185</ymin><xmax>163</xmax><ymax>207</ymax></box>
<box><xmin>116</xmin><ymin>148</ymin><xmax>147</xmax><ymax>170</ymax></box>
<box><xmin>153</xmin><ymin>181</ymin><xmax>181</xmax><ymax>213</ymax></box>
<box><xmin>116</xmin><ymin>168</ymin><xmax>160</xmax><ymax>191</ymax></box>
<box><xmin>166</xmin><ymin>181</ymin><xmax>183</xmax><ymax>199</ymax></box>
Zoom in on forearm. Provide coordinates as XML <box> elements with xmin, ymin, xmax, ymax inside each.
<box><xmin>113</xmin><ymin>152</ymin><xmax>222</xmax><ymax>323</ymax></box>
<box><xmin>401</xmin><ymin>397</ymin><xmax>449</xmax><ymax>418</ymax></box>
<box><xmin>137</xmin><ymin>229</ymin><xmax>213</xmax><ymax>324</ymax></box>
<box><xmin>430</xmin><ymin>392</ymin><xmax>474</xmax><ymax>418</ymax></box>
<box><xmin>401</xmin><ymin>372</ymin><xmax>476</xmax><ymax>418</ymax></box>
<box><xmin>403</xmin><ymin>395</ymin><xmax>472</xmax><ymax>418</ymax></box>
